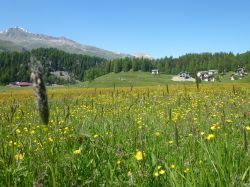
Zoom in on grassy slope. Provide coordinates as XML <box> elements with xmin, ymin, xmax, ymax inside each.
<box><xmin>0</xmin><ymin>39</ymin><xmax>25</xmax><ymax>52</ymax></box>
<box><xmin>82</xmin><ymin>71</ymin><xmax>250</xmax><ymax>88</ymax></box>
<box><xmin>82</xmin><ymin>72</ymin><xmax>189</xmax><ymax>88</ymax></box>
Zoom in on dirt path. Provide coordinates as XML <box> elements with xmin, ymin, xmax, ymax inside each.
<box><xmin>171</xmin><ymin>76</ymin><xmax>195</xmax><ymax>82</ymax></box>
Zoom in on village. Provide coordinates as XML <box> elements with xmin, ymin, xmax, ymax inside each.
<box><xmin>172</xmin><ymin>66</ymin><xmax>248</xmax><ymax>82</ymax></box>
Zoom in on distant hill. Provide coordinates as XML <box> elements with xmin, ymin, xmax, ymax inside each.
<box><xmin>0</xmin><ymin>27</ymin><xmax>129</xmax><ymax>59</ymax></box>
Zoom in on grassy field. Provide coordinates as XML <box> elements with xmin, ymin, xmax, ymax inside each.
<box><xmin>220</xmin><ymin>71</ymin><xmax>250</xmax><ymax>83</ymax></box>
<box><xmin>82</xmin><ymin>72</ymin><xmax>179</xmax><ymax>88</ymax></box>
<box><xmin>81</xmin><ymin>71</ymin><xmax>250</xmax><ymax>88</ymax></box>
<box><xmin>0</xmin><ymin>84</ymin><xmax>250</xmax><ymax>186</ymax></box>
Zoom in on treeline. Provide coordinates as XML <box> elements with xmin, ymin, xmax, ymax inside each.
<box><xmin>86</xmin><ymin>52</ymin><xmax>250</xmax><ymax>80</ymax></box>
<box><xmin>0</xmin><ymin>48</ymin><xmax>106</xmax><ymax>84</ymax></box>
<box><xmin>1</xmin><ymin>48</ymin><xmax>250</xmax><ymax>84</ymax></box>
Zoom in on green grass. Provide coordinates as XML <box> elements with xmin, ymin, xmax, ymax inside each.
<box><xmin>81</xmin><ymin>71</ymin><xmax>190</xmax><ymax>88</ymax></box>
<box><xmin>81</xmin><ymin>71</ymin><xmax>250</xmax><ymax>88</ymax></box>
<box><xmin>219</xmin><ymin>71</ymin><xmax>250</xmax><ymax>83</ymax></box>
<box><xmin>0</xmin><ymin>85</ymin><xmax>249</xmax><ymax>186</ymax></box>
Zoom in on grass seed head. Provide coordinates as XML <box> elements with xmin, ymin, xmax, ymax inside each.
<box><xmin>30</xmin><ymin>57</ymin><xmax>49</xmax><ymax>125</ymax></box>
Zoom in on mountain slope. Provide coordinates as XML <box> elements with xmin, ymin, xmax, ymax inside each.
<box><xmin>0</xmin><ymin>39</ymin><xmax>26</xmax><ymax>52</ymax></box>
<box><xmin>0</xmin><ymin>27</ymin><xmax>128</xmax><ymax>59</ymax></box>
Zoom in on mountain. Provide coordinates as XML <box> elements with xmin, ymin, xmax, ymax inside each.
<box><xmin>0</xmin><ymin>39</ymin><xmax>26</xmax><ymax>52</ymax></box>
<box><xmin>0</xmin><ymin>27</ymin><xmax>129</xmax><ymax>59</ymax></box>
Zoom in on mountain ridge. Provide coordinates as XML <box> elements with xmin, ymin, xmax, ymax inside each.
<box><xmin>0</xmin><ymin>27</ymin><xmax>129</xmax><ymax>59</ymax></box>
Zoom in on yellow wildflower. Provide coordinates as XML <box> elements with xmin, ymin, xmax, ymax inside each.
<box><xmin>48</xmin><ymin>137</ymin><xmax>53</xmax><ymax>142</ymax></box>
<box><xmin>127</xmin><ymin>171</ymin><xmax>132</xmax><ymax>177</ymax></box>
<box><xmin>206</xmin><ymin>134</ymin><xmax>215</xmax><ymax>140</ymax></box>
<box><xmin>159</xmin><ymin>169</ymin><xmax>165</xmax><ymax>175</ymax></box>
<box><xmin>168</xmin><ymin>140</ymin><xmax>173</xmax><ymax>144</ymax></box>
<box><xmin>246</xmin><ymin>126</ymin><xmax>250</xmax><ymax>131</ymax></box>
<box><xmin>154</xmin><ymin>171</ymin><xmax>159</xmax><ymax>177</ymax></box>
<box><xmin>15</xmin><ymin>153</ymin><xmax>24</xmax><ymax>160</ymax></box>
<box><xmin>93</xmin><ymin>134</ymin><xmax>99</xmax><ymax>139</ymax></box>
<box><xmin>184</xmin><ymin>168</ymin><xmax>190</xmax><ymax>173</ymax></box>
<box><xmin>155</xmin><ymin>132</ymin><xmax>161</xmax><ymax>137</ymax></box>
<box><xmin>16</xmin><ymin>129</ymin><xmax>21</xmax><ymax>134</ymax></box>
<box><xmin>116</xmin><ymin>160</ymin><xmax>121</xmax><ymax>165</ymax></box>
<box><xmin>135</xmin><ymin>151</ymin><xmax>144</xmax><ymax>161</ymax></box>
<box><xmin>210</xmin><ymin>123</ymin><xmax>220</xmax><ymax>131</ymax></box>
<box><xmin>170</xmin><ymin>164</ymin><xmax>176</xmax><ymax>169</ymax></box>
<box><xmin>73</xmin><ymin>149</ymin><xmax>81</xmax><ymax>155</ymax></box>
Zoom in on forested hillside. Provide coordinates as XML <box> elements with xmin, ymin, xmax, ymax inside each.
<box><xmin>85</xmin><ymin>52</ymin><xmax>250</xmax><ymax>80</ymax></box>
<box><xmin>1</xmin><ymin>48</ymin><xmax>250</xmax><ymax>84</ymax></box>
<box><xmin>0</xmin><ymin>48</ymin><xmax>106</xmax><ymax>84</ymax></box>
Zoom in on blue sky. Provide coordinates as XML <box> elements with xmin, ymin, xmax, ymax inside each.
<box><xmin>0</xmin><ymin>0</ymin><xmax>250</xmax><ymax>58</ymax></box>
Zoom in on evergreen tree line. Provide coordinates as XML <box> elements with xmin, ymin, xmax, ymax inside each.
<box><xmin>1</xmin><ymin>48</ymin><xmax>250</xmax><ymax>84</ymax></box>
<box><xmin>85</xmin><ymin>51</ymin><xmax>250</xmax><ymax>80</ymax></box>
<box><xmin>0</xmin><ymin>48</ymin><xmax>106</xmax><ymax>85</ymax></box>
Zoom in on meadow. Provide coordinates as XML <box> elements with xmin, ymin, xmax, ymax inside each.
<box><xmin>81</xmin><ymin>71</ymin><xmax>250</xmax><ymax>88</ymax></box>
<box><xmin>0</xmin><ymin>84</ymin><xmax>250</xmax><ymax>186</ymax></box>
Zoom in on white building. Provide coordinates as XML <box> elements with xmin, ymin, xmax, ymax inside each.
<box><xmin>152</xmin><ymin>69</ymin><xmax>159</xmax><ymax>75</ymax></box>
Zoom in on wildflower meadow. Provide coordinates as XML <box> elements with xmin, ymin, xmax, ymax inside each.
<box><xmin>0</xmin><ymin>84</ymin><xmax>250</xmax><ymax>186</ymax></box>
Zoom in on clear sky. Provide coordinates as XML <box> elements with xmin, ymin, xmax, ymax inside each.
<box><xmin>0</xmin><ymin>0</ymin><xmax>250</xmax><ymax>58</ymax></box>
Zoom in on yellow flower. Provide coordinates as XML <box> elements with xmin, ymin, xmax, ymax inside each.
<box><xmin>93</xmin><ymin>134</ymin><xmax>99</xmax><ymax>139</ymax></box>
<box><xmin>127</xmin><ymin>171</ymin><xmax>132</xmax><ymax>177</ymax></box>
<box><xmin>154</xmin><ymin>171</ymin><xmax>159</xmax><ymax>177</ymax></box>
<box><xmin>30</xmin><ymin>130</ymin><xmax>35</xmax><ymax>135</ymax></box>
<box><xmin>16</xmin><ymin>129</ymin><xmax>21</xmax><ymax>134</ymax></box>
<box><xmin>73</xmin><ymin>149</ymin><xmax>81</xmax><ymax>155</ymax></box>
<box><xmin>170</xmin><ymin>164</ymin><xmax>176</xmax><ymax>169</ymax></box>
<box><xmin>210</xmin><ymin>126</ymin><xmax>216</xmax><ymax>131</ymax></box>
<box><xmin>23</xmin><ymin>127</ymin><xmax>28</xmax><ymax>132</ymax></box>
<box><xmin>155</xmin><ymin>132</ymin><xmax>161</xmax><ymax>137</ymax></box>
<box><xmin>159</xmin><ymin>169</ymin><xmax>165</xmax><ymax>175</ymax></box>
<box><xmin>200</xmin><ymin>132</ymin><xmax>205</xmax><ymax>136</ymax></box>
<box><xmin>206</xmin><ymin>134</ymin><xmax>215</xmax><ymax>140</ymax></box>
<box><xmin>48</xmin><ymin>137</ymin><xmax>53</xmax><ymax>142</ymax></box>
<box><xmin>157</xmin><ymin>165</ymin><xmax>162</xmax><ymax>170</ymax></box>
<box><xmin>168</xmin><ymin>140</ymin><xmax>173</xmax><ymax>144</ymax></box>
<box><xmin>135</xmin><ymin>151</ymin><xmax>143</xmax><ymax>161</ymax></box>
<box><xmin>246</xmin><ymin>126</ymin><xmax>250</xmax><ymax>131</ymax></box>
<box><xmin>15</xmin><ymin>153</ymin><xmax>24</xmax><ymax>160</ymax></box>
<box><xmin>116</xmin><ymin>160</ymin><xmax>121</xmax><ymax>165</ymax></box>
<box><xmin>210</xmin><ymin>123</ymin><xmax>220</xmax><ymax>131</ymax></box>
<box><xmin>184</xmin><ymin>168</ymin><xmax>190</xmax><ymax>173</ymax></box>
